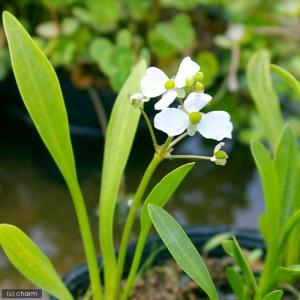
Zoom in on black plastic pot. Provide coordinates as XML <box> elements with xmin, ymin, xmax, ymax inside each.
<box><xmin>51</xmin><ymin>226</ymin><xmax>264</xmax><ymax>299</ymax></box>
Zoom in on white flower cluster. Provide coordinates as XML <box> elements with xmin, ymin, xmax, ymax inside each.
<box><xmin>130</xmin><ymin>57</ymin><xmax>233</xmax><ymax>143</ymax></box>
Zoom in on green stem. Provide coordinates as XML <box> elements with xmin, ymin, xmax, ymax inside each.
<box><xmin>121</xmin><ymin>230</ymin><xmax>148</xmax><ymax>300</ymax></box>
<box><xmin>141</xmin><ymin>109</ymin><xmax>158</xmax><ymax>149</ymax></box>
<box><xmin>110</xmin><ymin>154</ymin><xmax>162</xmax><ymax>300</ymax></box>
<box><xmin>68</xmin><ymin>180</ymin><xmax>103</xmax><ymax>300</ymax></box>
<box><xmin>169</xmin><ymin>132</ymin><xmax>188</xmax><ymax>149</ymax></box>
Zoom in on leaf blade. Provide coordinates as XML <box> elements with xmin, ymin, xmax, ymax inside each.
<box><xmin>247</xmin><ymin>50</ymin><xmax>283</xmax><ymax>149</ymax></box>
<box><xmin>0</xmin><ymin>224</ymin><xmax>72</xmax><ymax>300</ymax></box>
<box><xmin>271</xmin><ymin>64</ymin><xmax>300</xmax><ymax>101</ymax></box>
<box><xmin>222</xmin><ymin>238</ymin><xmax>257</xmax><ymax>291</ymax></box>
<box><xmin>140</xmin><ymin>162</ymin><xmax>195</xmax><ymax>230</ymax></box>
<box><xmin>3</xmin><ymin>11</ymin><xmax>76</xmax><ymax>182</ymax></box>
<box><xmin>99</xmin><ymin>59</ymin><xmax>147</xmax><ymax>287</ymax></box>
<box><xmin>148</xmin><ymin>204</ymin><xmax>219</xmax><ymax>300</ymax></box>
<box><xmin>251</xmin><ymin>140</ymin><xmax>281</xmax><ymax>246</ymax></box>
<box><xmin>274</xmin><ymin>125</ymin><xmax>298</xmax><ymax>222</ymax></box>
<box><xmin>263</xmin><ymin>290</ymin><xmax>283</xmax><ymax>300</ymax></box>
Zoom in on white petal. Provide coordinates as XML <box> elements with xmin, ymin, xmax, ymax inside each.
<box><xmin>130</xmin><ymin>93</ymin><xmax>149</xmax><ymax>103</ymax></box>
<box><xmin>174</xmin><ymin>57</ymin><xmax>200</xmax><ymax>88</ymax></box>
<box><xmin>183</xmin><ymin>92</ymin><xmax>212</xmax><ymax>113</ymax></box>
<box><xmin>197</xmin><ymin>111</ymin><xmax>233</xmax><ymax>141</ymax></box>
<box><xmin>154</xmin><ymin>90</ymin><xmax>177</xmax><ymax>110</ymax></box>
<box><xmin>154</xmin><ymin>108</ymin><xmax>189</xmax><ymax>137</ymax></box>
<box><xmin>141</xmin><ymin>67</ymin><xmax>168</xmax><ymax>98</ymax></box>
<box><xmin>213</xmin><ymin>142</ymin><xmax>225</xmax><ymax>153</ymax></box>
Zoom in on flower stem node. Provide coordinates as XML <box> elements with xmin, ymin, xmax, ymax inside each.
<box><xmin>210</xmin><ymin>142</ymin><xmax>228</xmax><ymax>166</ymax></box>
<box><xmin>193</xmin><ymin>82</ymin><xmax>204</xmax><ymax>93</ymax></box>
<box><xmin>189</xmin><ymin>112</ymin><xmax>202</xmax><ymax>124</ymax></box>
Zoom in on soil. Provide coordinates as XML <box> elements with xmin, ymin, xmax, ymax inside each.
<box><xmin>128</xmin><ymin>255</ymin><xmax>299</xmax><ymax>300</ymax></box>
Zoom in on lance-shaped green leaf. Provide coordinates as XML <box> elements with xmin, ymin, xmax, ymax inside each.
<box><xmin>3</xmin><ymin>11</ymin><xmax>76</xmax><ymax>183</ymax></box>
<box><xmin>148</xmin><ymin>204</ymin><xmax>219</xmax><ymax>300</ymax></box>
<box><xmin>280</xmin><ymin>209</ymin><xmax>300</xmax><ymax>252</ymax></box>
<box><xmin>121</xmin><ymin>163</ymin><xmax>194</xmax><ymax>298</ymax></box>
<box><xmin>203</xmin><ymin>231</ymin><xmax>234</xmax><ymax>254</ymax></box>
<box><xmin>251</xmin><ymin>140</ymin><xmax>281</xmax><ymax>247</ymax></box>
<box><xmin>3</xmin><ymin>12</ymin><xmax>103</xmax><ymax>299</ymax></box>
<box><xmin>140</xmin><ymin>162</ymin><xmax>195</xmax><ymax>231</ymax></box>
<box><xmin>274</xmin><ymin>125</ymin><xmax>298</xmax><ymax>223</ymax></box>
<box><xmin>226</xmin><ymin>267</ymin><xmax>247</xmax><ymax>300</ymax></box>
<box><xmin>263</xmin><ymin>290</ymin><xmax>283</xmax><ymax>300</ymax></box>
<box><xmin>271</xmin><ymin>64</ymin><xmax>300</xmax><ymax>101</ymax></box>
<box><xmin>222</xmin><ymin>237</ymin><xmax>257</xmax><ymax>292</ymax></box>
<box><xmin>0</xmin><ymin>224</ymin><xmax>72</xmax><ymax>300</ymax></box>
<box><xmin>247</xmin><ymin>50</ymin><xmax>283</xmax><ymax>149</ymax></box>
<box><xmin>99</xmin><ymin>59</ymin><xmax>146</xmax><ymax>288</ymax></box>
<box><xmin>273</xmin><ymin>265</ymin><xmax>300</xmax><ymax>286</ymax></box>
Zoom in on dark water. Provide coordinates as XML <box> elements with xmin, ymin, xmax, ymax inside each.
<box><xmin>0</xmin><ymin>106</ymin><xmax>264</xmax><ymax>291</ymax></box>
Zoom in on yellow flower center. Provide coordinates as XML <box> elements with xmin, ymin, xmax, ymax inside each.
<box><xmin>164</xmin><ymin>79</ymin><xmax>175</xmax><ymax>90</ymax></box>
<box><xmin>189</xmin><ymin>112</ymin><xmax>202</xmax><ymax>124</ymax></box>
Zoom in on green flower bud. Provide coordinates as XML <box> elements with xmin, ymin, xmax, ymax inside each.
<box><xmin>194</xmin><ymin>71</ymin><xmax>204</xmax><ymax>82</ymax></box>
<box><xmin>193</xmin><ymin>82</ymin><xmax>204</xmax><ymax>93</ymax></box>
<box><xmin>185</xmin><ymin>77</ymin><xmax>195</xmax><ymax>87</ymax></box>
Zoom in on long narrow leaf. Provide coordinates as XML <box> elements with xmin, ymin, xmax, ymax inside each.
<box><xmin>226</xmin><ymin>267</ymin><xmax>247</xmax><ymax>300</ymax></box>
<box><xmin>274</xmin><ymin>125</ymin><xmax>298</xmax><ymax>223</ymax></box>
<box><xmin>263</xmin><ymin>290</ymin><xmax>283</xmax><ymax>300</ymax></box>
<box><xmin>3</xmin><ymin>12</ymin><xmax>102</xmax><ymax>299</ymax></box>
<box><xmin>140</xmin><ymin>162</ymin><xmax>195</xmax><ymax>230</ymax></box>
<box><xmin>271</xmin><ymin>64</ymin><xmax>300</xmax><ymax>100</ymax></box>
<box><xmin>148</xmin><ymin>204</ymin><xmax>219</xmax><ymax>300</ymax></box>
<box><xmin>251</xmin><ymin>140</ymin><xmax>281</xmax><ymax>246</ymax></box>
<box><xmin>3</xmin><ymin>11</ymin><xmax>76</xmax><ymax>183</ymax></box>
<box><xmin>99</xmin><ymin>60</ymin><xmax>146</xmax><ymax>288</ymax></box>
<box><xmin>247</xmin><ymin>50</ymin><xmax>283</xmax><ymax>149</ymax></box>
<box><xmin>0</xmin><ymin>224</ymin><xmax>72</xmax><ymax>300</ymax></box>
<box><xmin>222</xmin><ymin>238</ymin><xmax>257</xmax><ymax>292</ymax></box>
<box><xmin>280</xmin><ymin>209</ymin><xmax>300</xmax><ymax>251</ymax></box>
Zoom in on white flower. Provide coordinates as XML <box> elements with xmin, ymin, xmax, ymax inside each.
<box><xmin>154</xmin><ymin>92</ymin><xmax>233</xmax><ymax>140</ymax></box>
<box><xmin>129</xmin><ymin>93</ymin><xmax>149</xmax><ymax>108</ymax></box>
<box><xmin>140</xmin><ymin>57</ymin><xmax>200</xmax><ymax>110</ymax></box>
<box><xmin>210</xmin><ymin>142</ymin><xmax>228</xmax><ymax>166</ymax></box>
